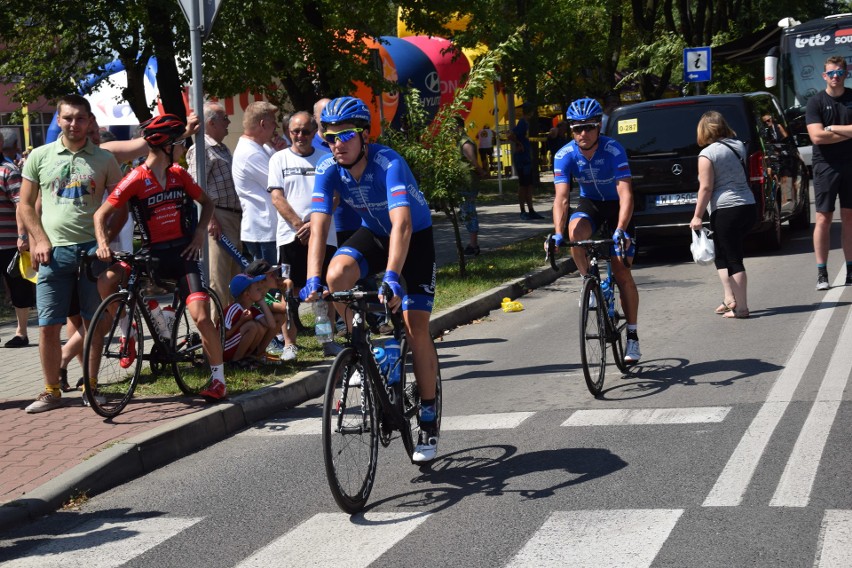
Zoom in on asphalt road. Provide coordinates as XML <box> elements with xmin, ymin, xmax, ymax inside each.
<box><xmin>3</xmin><ymin>221</ymin><xmax>852</xmax><ymax>567</ymax></box>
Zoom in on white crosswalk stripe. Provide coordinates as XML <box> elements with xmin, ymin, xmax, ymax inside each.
<box><xmin>234</xmin><ymin>512</ymin><xmax>430</xmax><ymax>567</ymax></box>
<box><xmin>505</xmin><ymin>509</ymin><xmax>684</xmax><ymax>568</ymax></box>
<box><xmin>2</xmin><ymin>516</ymin><xmax>202</xmax><ymax>568</ymax></box>
<box><xmin>814</xmin><ymin>510</ymin><xmax>852</xmax><ymax>568</ymax></box>
<box><xmin>562</xmin><ymin>406</ymin><xmax>730</xmax><ymax>426</ymax></box>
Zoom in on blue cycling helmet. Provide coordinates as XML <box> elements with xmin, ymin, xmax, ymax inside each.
<box><xmin>566</xmin><ymin>98</ymin><xmax>603</xmax><ymax>123</ymax></box>
<box><xmin>321</xmin><ymin>96</ymin><xmax>371</xmax><ymax>128</ymax></box>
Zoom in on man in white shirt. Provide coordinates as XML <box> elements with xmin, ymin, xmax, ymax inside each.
<box><xmin>477</xmin><ymin>125</ymin><xmax>495</xmax><ymax>175</ymax></box>
<box><xmin>233</xmin><ymin>101</ymin><xmax>286</xmax><ymax>264</ymax></box>
<box><xmin>267</xmin><ymin>111</ymin><xmax>339</xmax><ymax>360</ymax></box>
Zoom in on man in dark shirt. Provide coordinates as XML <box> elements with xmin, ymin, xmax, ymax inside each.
<box><xmin>805</xmin><ymin>55</ymin><xmax>852</xmax><ymax>290</ymax></box>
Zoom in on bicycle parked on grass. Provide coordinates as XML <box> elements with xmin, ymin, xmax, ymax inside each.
<box><xmin>81</xmin><ymin>251</ymin><xmax>225</xmax><ymax>418</ymax></box>
<box><xmin>321</xmin><ymin>285</ymin><xmax>442</xmax><ymax>513</ymax></box>
<box><xmin>547</xmin><ymin>235</ymin><xmax>629</xmax><ymax>396</ymax></box>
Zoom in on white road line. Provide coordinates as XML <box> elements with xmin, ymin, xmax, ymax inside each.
<box><xmin>235</xmin><ymin>512</ymin><xmax>430</xmax><ymax>568</ymax></box>
<box><xmin>703</xmin><ymin>273</ymin><xmax>846</xmax><ymax>508</ymax></box>
<box><xmin>814</xmin><ymin>510</ymin><xmax>852</xmax><ymax>568</ymax></box>
<box><xmin>244</xmin><ymin>417</ymin><xmax>322</xmax><ymax>436</ymax></box>
<box><xmin>3</xmin><ymin>516</ymin><xmax>202</xmax><ymax>568</ymax></box>
<box><xmin>505</xmin><ymin>509</ymin><xmax>683</xmax><ymax>568</ymax></box>
<box><xmin>771</xmin><ymin>305</ymin><xmax>852</xmax><ymax>507</ymax></box>
<box><xmin>562</xmin><ymin>407</ymin><xmax>730</xmax><ymax>426</ymax></box>
<box><xmin>442</xmin><ymin>412</ymin><xmax>535</xmax><ymax>430</ymax></box>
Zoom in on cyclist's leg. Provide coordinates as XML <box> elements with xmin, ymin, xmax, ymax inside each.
<box><xmin>403</xmin><ymin>309</ymin><xmax>437</xmax><ymax>399</ymax></box>
<box><xmin>172</xmin><ymin>255</ymin><xmax>224</xmax><ymax>367</ymax></box>
<box><xmin>611</xmin><ymin>259</ymin><xmax>638</xmax><ymax>324</ymax></box>
<box><xmin>568</xmin><ymin>198</ymin><xmax>598</xmax><ymax>275</ymax></box>
<box><xmin>328</xmin><ymin>228</ymin><xmax>383</xmax><ymax>323</ymax></box>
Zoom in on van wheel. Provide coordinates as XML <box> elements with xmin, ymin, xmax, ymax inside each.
<box><xmin>762</xmin><ymin>197</ymin><xmax>783</xmax><ymax>250</ymax></box>
<box><xmin>789</xmin><ymin>176</ymin><xmax>810</xmax><ymax>231</ymax></box>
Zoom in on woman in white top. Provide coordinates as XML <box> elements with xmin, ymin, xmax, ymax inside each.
<box><xmin>690</xmin><ymin>111</ymin><xmax>757</xmax><ymax>319</ymax></box>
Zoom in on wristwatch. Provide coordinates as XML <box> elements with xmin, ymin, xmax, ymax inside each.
<box><xmin>825</xmin><ymin>125</ymin><xmax>834</xmax><ymax>132</ymax></box>
<box><xmin>17</xmin><ymin>234</ymin><xmax>27</xmax><ymax>241</ymax></box>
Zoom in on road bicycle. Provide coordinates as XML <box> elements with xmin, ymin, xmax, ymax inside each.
<box><xmin>547</xmin><ymin>235</ymin><xmax>629</xmax><ymax>396</ymax></box>
<box><xmin>81</xmin><ymin>251</ymin><xmax>225</xmax><ymax>418</ymax></box>
<box><xmin>321</xmin><ymin>285</ymin><xmax>442</xmax><ymax>513</ymax></box>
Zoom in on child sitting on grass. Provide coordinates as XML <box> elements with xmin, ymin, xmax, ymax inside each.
<box><xmin>223</xmin><ymin>273</ymin><xmax>280</xmax><ymax>366</ymax></box>
<box><xmin>244</xmin><ymin>259</ymin><xmax>298</xmax><ymax>361</ymax></box>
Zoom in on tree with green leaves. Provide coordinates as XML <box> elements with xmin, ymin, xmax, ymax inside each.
<box><xmin>380</xmin><ymin>37</ymin><xmax>512</xmax><ymax>275</ymax></box>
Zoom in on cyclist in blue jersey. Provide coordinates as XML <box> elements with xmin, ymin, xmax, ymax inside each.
<box><xmin>300</xmin><ymin>96</ymin><xmax>440</xmax><ymax>463</ymax></box>
<box><xmin>551</xmin><ymin>97</ymin><xmax>641</xmax><ymax>364</ymax></box>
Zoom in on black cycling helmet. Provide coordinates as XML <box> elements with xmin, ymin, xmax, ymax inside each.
<box><xmin>566</xmin><ymin>98</ymin><xmax>603</xmax><ymax>123</ymax></box>
<box><xmin>321</xmin><ymin>96</ymin><xmax>371</xmax><ymax>129</ymax></box>
<box><xmin>140</xmin><ymin>114</ymin><xmax>186</xmax><ymax>147</ymax></box>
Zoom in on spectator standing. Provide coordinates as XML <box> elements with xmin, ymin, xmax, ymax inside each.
<box><xmin>187</xmin><ymin>102</ymin><xmax>241</xmax><ymax>312</ymax></box>
<box><xmin>233</xmin><ymin>101</ymin><xmax>283</xmax><ymax>264</ymax></box>
<box><xmin>805</xmin><ymin>55</ymin><xmax>852</xmax><ymax>290</ymax></box>
<box><xmin>456</xmin><ymin>117</ymin><xmax>485</xmax><ymax>255</ymax></box>
<box><xmin>0</xmin><ymin>128</ymin><xmax>35</xmax><ymax>348</ymax></box>
<box><xmin>268</xmin><ymin>111</ymin><xmax>340</xmax><ymax>360</ymax></box>
<box><xmin>546</xmin><ymin>121</ymin><xmax>568</xmax><ymax>172</ymax></box>
<box><xmin>477</xmin><ymin>125</ymin><xmax>495</xmax><ymax>175</ymax></box>
<box><xmin>510</xmin><ymin>104</ymin><xmax>544</xmax><ymax>220</ymax></box>
<box><xmin>689</xmin><ymin>111</ymin><xmax>756</xmax><ymax>319</ymax></box>
<box><xmin>17</xmin><ymin>94</ymin><xmax>123</xmax><ymax>413</ymax></box>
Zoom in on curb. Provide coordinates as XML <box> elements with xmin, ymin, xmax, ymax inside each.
<box><xmin>0</xmin><ymin>256</ymin><xmax>576</xmax><ymax>532</ymax></box>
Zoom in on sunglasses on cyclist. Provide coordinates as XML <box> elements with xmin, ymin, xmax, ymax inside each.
<box><xmin>825</xmin><ymin>69</ymin><xmax>847</xmax><ymax>79</ymax></box>
<box><xmin>571</xmin><ymin>123</ymin><xmax>599</xmax><ymax>134</ymax></box>
<box><xmin>323</xmin><ymin>128</ymin><xmax>364</xmax><ymax>145</ymax></box>
<box><xmin>290</xmin><ymin>128</ymin><xmax>314</xmax><ymax>136</ymax></box>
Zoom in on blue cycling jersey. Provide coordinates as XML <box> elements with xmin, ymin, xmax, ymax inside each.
<box><xmin>312</xmin><ymin>144</ymin><xmax>432</xmax><ymax>237</ymax></box>
<box><xmin>553</xmin><ymin>135</ymin><xmax>631</xmax><ymax>201</ymax></box>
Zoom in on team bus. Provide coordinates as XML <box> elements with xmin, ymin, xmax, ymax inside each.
<box><xmin>765</xmin><ymin>13</ymin><xmax>852</xmax><ymax>167</ymax></box>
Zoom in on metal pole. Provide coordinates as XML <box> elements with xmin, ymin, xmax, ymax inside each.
<box><xmin>188</xmin><ymin>0</ymin><xmax>209</xmax><ymax>282</ymax></box>
<box><xmin>493</xmin><ymin>81</ymin><xmax>502</xmax><ymax>195</ymax></box>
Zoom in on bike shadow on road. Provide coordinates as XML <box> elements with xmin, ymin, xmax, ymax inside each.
<box><xmin>361</xmin><ymin>444</ymin><xmax>628</xmax><ymax>516</ymax></box>
<box><xmin>599</xmin><ymin>356</ymin><xmax>784</xmax><ymax>400</ymax></box>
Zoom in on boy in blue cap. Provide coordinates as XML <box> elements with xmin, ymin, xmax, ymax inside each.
<box><xmin>223</xmin><ymin>273</ymin><xmax>278</xmax><ymax>365</ymax></box>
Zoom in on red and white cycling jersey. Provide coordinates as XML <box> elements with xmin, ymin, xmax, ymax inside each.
<box><xmin>107</xmin><ymin>164</ymin><xmax>202</xmax><ymax>245</ymax></box>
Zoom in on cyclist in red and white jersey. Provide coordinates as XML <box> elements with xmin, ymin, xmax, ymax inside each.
<box><xmin>93</xmin><ymin>114</ymin><xmax>227</xmax><ymax>399</ymax></box>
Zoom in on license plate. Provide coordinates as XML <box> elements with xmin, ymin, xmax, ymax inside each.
<box><xmin>655</xmin><ymin>192</ymin><xmax>698</xmax><ymax>206</ymax></box>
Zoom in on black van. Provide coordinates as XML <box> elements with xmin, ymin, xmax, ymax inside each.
<box><xmin>603</xmin><ymin>93</ymin><xmax>810</xmax><ymax>249</ymax></box>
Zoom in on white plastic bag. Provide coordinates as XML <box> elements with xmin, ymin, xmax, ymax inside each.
<box><xmin>690</xmin><ymin>228</ymin><xmax>715</xmax><ymax>266</ymax></box>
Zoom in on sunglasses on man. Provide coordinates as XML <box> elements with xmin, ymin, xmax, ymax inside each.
<box><xmin>290</xmin><ymin>128</ymin><xmax>315</xmax><ymax>136</ymax></box>
<box><xmin>323</xmin><ymin>128</ymin><xmax>364</xmax><ymax>145</ymax></box>
<box><xmin>825</xmin><ymin>69</ymin><xmax>847</xmax><ymax>79</ymax></box>
<box><xmin>571</xmin><ymin>123</ymin><xmax>599</xmax><ymax>134</ymax></box>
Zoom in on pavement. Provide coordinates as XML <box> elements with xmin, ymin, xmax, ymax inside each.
<box><xmin>0</xmin><ymin>190</ymin><xmax>576</xmax><ymax>532</ymax></box>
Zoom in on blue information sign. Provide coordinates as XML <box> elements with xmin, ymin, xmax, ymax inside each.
<box><xmin>684</xmin><ymin>47</ymin><xmax>712</xmax><ymax>83</ymax></box>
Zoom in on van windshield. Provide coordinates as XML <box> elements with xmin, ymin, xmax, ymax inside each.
<box><xmin>608</xmin><ymin>103</ymin><xmax>750</xmax><ymax>157</ymax></box>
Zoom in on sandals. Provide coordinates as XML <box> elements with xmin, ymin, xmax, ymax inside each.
<box><xmin>715</xmin><ymin>299</ymin><xmax>736</xmax><ymax>314</ymax></box>
<box><xmin>723</xmin><ymin>309</ymin><xmax>750</xmax><ymax>319</ymax></box>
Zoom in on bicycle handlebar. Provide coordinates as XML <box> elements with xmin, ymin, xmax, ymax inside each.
<box><xmin>327</xmin><ymin>285</ymin><xmax>404</xmax><ymax>340</ymax></box>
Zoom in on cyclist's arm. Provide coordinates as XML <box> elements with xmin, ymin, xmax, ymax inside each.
<box><xmin>93</xmin><ymin>200</ymin><xmax>121</xmax><ymax>261</ymax></box>
<box><xmin>187</xmin><ymin>189</ymin><xmax>215</xmax><ymax>258</ymax></box>
<box><xmin>306</xmin><ymin>211</ymin><xmax>332</xmax><ymax>282</ymax></box>
<box><xmin>615</xmin><ymin>178</ymin><xmax>634</xmax><ymax>232</ymax></box>
<box><xmin>386</xmin><ymin>206</ymin><xmax>412</xmax><ymax>275</ymax></box>
<box><xmin>553</xmin><ymin>181</ymin><xmax>570</xmax><ymax>245</ymax></box>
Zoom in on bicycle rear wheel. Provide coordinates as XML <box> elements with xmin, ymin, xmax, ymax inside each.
<box><xmin>398</xmin><ymin>339</ymin><xmax>443</xmax><ymax>462</ymax></box>
<box><xmin>322</xmin><ymin>347</ymin><xmax>379</xmax><ymax>513</ymax></box>
<box><xmin>172</xmin><ymin>289</ymin><xmax>225</xmax><ymax>395</ymax></box>
<box><xmin>83</xmin><ymin>293</ymin><xmax>145</xmax><ymax>418</ymax></box>
<box><xmin>608</xmin><ymin>280</ymin><xmax>628</xmax><ymax>374</ymax></box>
<box><xmin>579</xmin><ymin>277</ymin><xmax>607</xmax><ymax>397</ymax></box>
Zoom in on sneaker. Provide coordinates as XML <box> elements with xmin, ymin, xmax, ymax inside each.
<box><xmin>323</xmin><ymin>341</ymin><xmax>344</xmax><ymax>357</ymax></box>
<box><xmin>579</xmin><ymin>292</ymin><xmax>597</xmax><ymax>309</ymax></box>
<box><xmin>81</xmin><ymin>388</ymin><xmax>107</xmax><ymax>407</ymax></box>
<box><xmin>519</xmin><ymin>212</ymin><xmax>530</xmax><ymax>220</ymax></box>
<box><xmin>347</xmin><ymin>369</ymin><xmax>363</xmax><ymax>387</ymax></box>
<box><xmin>25</xmin><ymin>391</ymin><xmax>63</xmax><ymax>414</ymax></box>
<box><xmin>816</xmin><ymin>272</ymin><xmax>830</xmax><ymax>291</ymax></box>
<box><xmin>119</xmin><ymin>323</ymin><xmax>137</xmax><ymax>369</ymax></box>
<box><xmin>4</xmin><ymin>335</ymin><xmax>29</xmax><ymax>348</ymax></box>
<box><xmin>624</xmin><ymin>338</ymin><xmax>642</xmax><ymax>364</ymax></box>
<box><xmin>59</xmin><ymin>368</ymin><xmax>73</xmax><ymax>392</ymax></box>
<box><xmin>463</xmin><ymin>244</ymin><xmax>481</xmax><ymax>256</ymax></box>
<box><xmin>280</xmin><ymin>344</ymin><xmax>298</xmax><ymax>362</ymax></box>
<box><xmin>527</xmin><ymin>211</ymin><xmax>546</xmax><ymax>220</ymax></box>
<box><xmin>199</xmin><ymin>379</ymin><xmax>227</xmax><ymax>400</ymax></box>
<box><xmin>412</xmin><ymin>425</ymin><xmax>439</xmax><ymax>463</ymax></box>
<box><xmin>266</xmin><ymin>337</ymin><xmax>284</xmax><ymax>357</ymax></box>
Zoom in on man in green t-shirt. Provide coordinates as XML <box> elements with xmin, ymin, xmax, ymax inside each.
<box><xmin>18</xmin><ymin>94</ymin><xmax>123</xmax><ymax>413</ymax></box>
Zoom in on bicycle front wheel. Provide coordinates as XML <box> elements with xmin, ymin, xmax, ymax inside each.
<box><xmin>322</xmin><ymin>347</ymin><xmax>379</xmax><ymax>513</ymax></box>
<box><xmin>172</xmin><ymin>289</ymin><xmax>225</xmax><ymax>395</ymax></box>
<box><xmin>579</xmin><ymin>277</ymin><xmax>607</xmax><ymax>397</ymax></box>
<box><xmin>83</xmin><ymin>293</ymin><xmax>145</xmax><ymax>418</ymax></box>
